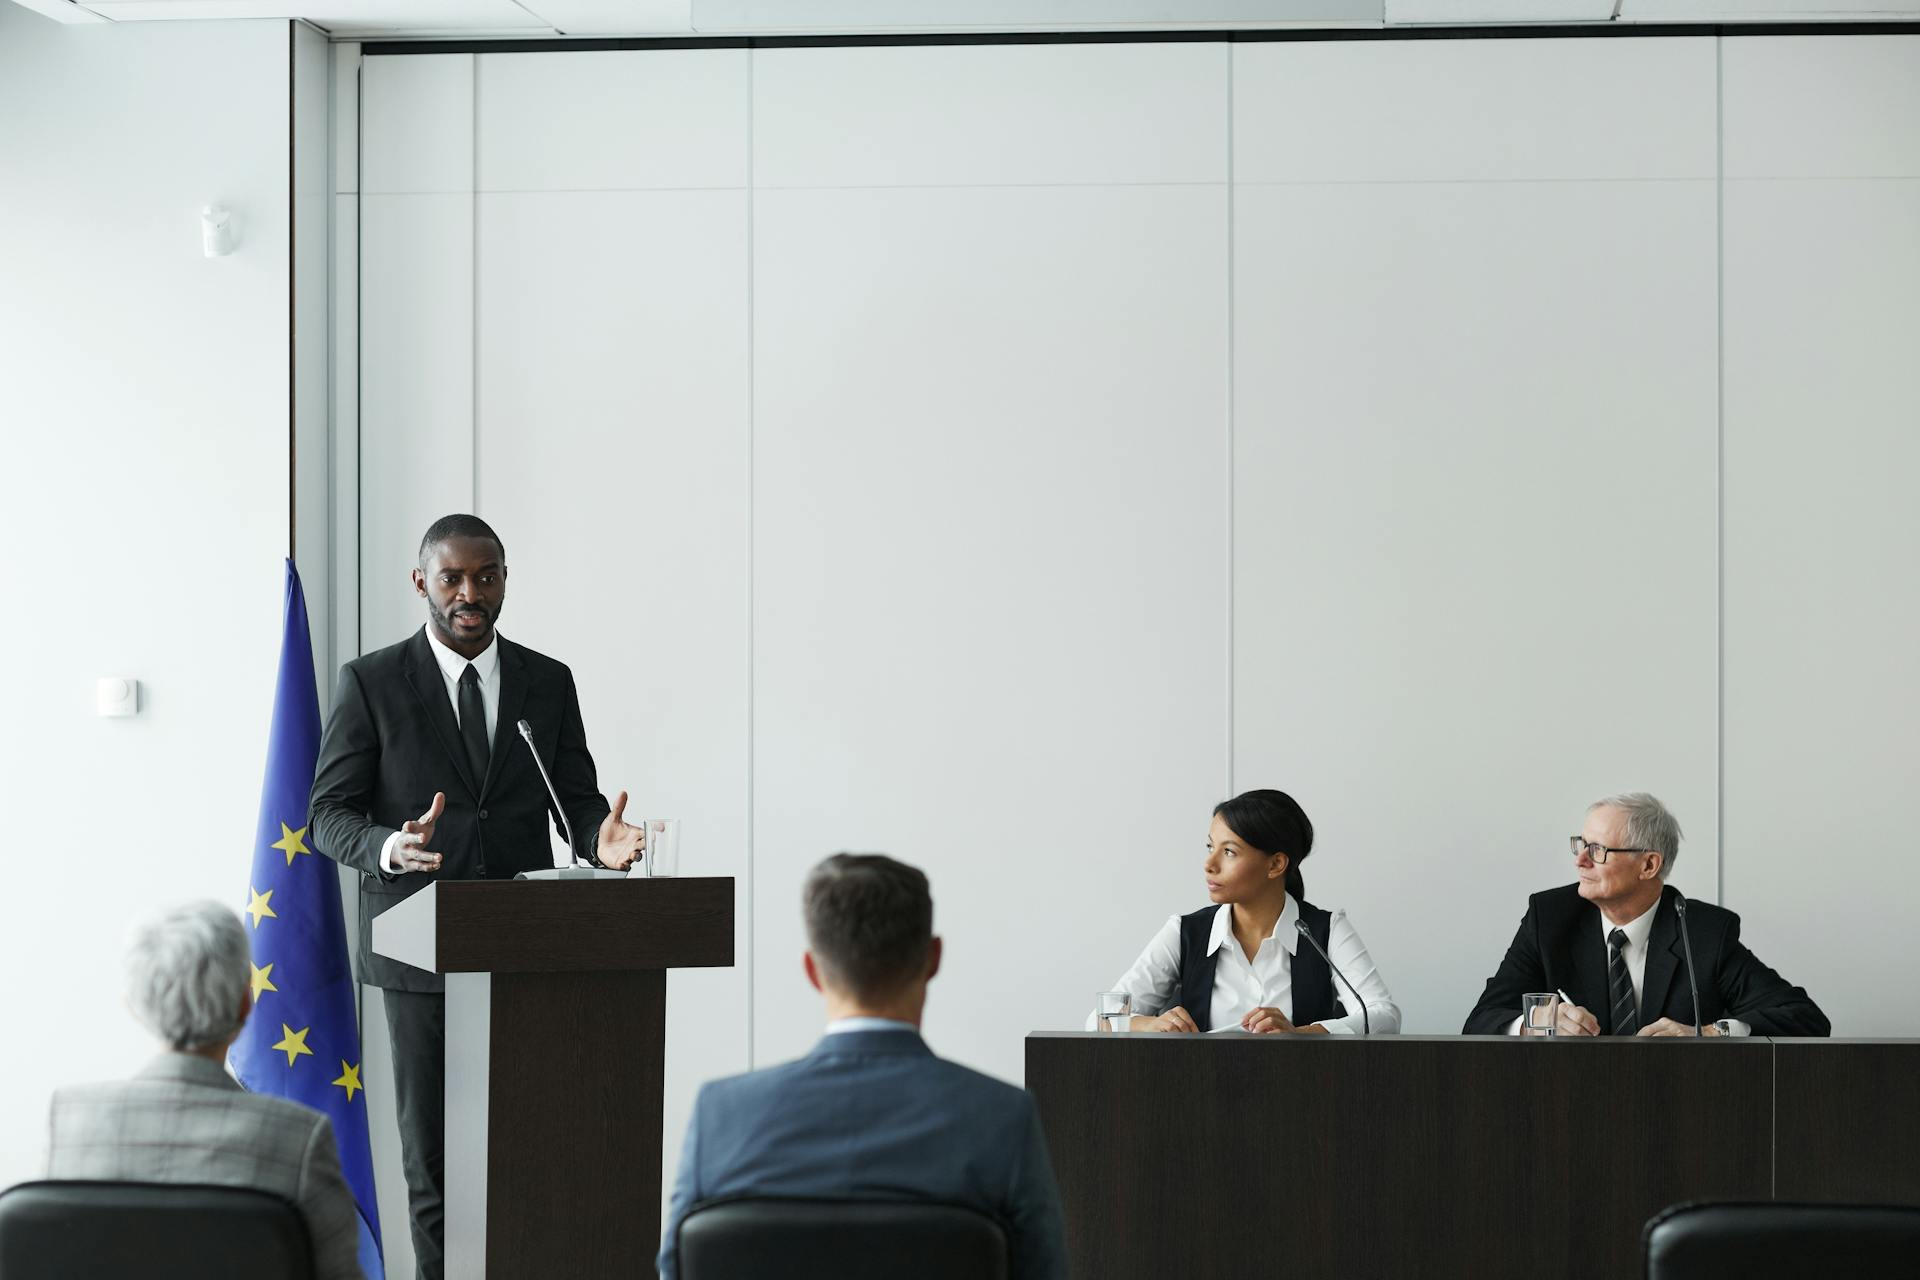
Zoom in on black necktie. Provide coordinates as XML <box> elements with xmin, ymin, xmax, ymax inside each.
<box><xmin>458</xmin><ymin>663</ymin><xmax>489</xmax><ymax>792</ymax></box>
<box><xmin>1608</xmin><ymin>927</ymin><xmax>1639</xmax><ymax>1036</ymax></box>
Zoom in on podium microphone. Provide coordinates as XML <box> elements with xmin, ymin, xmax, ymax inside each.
<box><xmin>1294</xmin><ymin>917</ymin><xmax>1370</xmax><ymax>1035</ymax></box>
<box><xmin>516</xmin><ymin>719</ymin><xmax>578</xmax><ymax>867</ymax></box>
<box><xmin>1669</xmin><ymin>885</ymin><xmax>1704</xmax><ymax>1037</ymax></box>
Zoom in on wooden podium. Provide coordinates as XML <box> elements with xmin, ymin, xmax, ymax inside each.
<box><xmin>373</xmin><ymin>876</ymin><xmax>734</xmax><ymax>1279</ymax></box>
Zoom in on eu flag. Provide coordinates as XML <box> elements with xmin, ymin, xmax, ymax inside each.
<box><xmin>230</xmin><ymin>560</ymin><xmax>384</xmax><ymax>1279</ymax></box>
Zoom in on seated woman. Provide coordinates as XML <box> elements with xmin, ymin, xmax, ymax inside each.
<box><xmin>1098</xmin><ymin>789</ymin><xmax>1400</xmax><ymax>1034</ymax></box>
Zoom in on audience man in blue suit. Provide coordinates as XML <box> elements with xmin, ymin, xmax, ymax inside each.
<box><xmin>658</xmin><ymin>853</ymin><xmax>1068</xmax><ymax>1279</ymax></box>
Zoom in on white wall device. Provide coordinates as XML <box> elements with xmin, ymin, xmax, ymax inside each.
<box><xmin>97</xmin><ymin>676</ymin><xmax>141</xmax><ymax>717</ymax></box>
<box><xmin>201</xmin><ymin>205</ymin><xmax>237</xmax><ymax>257</ymax></box>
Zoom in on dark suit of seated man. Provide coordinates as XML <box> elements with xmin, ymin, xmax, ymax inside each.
<box><xmin>658</xmin><ymin>854</ymin><xmax>1067</xmax><ymax>1280</ymax></box>
<box><xmin>1464</xmin><ymin>792</ymin><xmax>1829</xmax><ymax>1038</ymax></box>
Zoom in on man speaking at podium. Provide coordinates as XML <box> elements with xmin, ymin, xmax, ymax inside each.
<box><xmin>308</xmin><ymin>514</ymin><xmax>649</xmax><ymax>1279</ymax></box>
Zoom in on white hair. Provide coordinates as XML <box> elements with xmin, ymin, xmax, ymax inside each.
<box><xmin>1589</xmin><ymin>792</ymin><xmax>1684</xmax><ymax>876</ymax></box>
<box><xmin>124</xmin><ymin>900</ymin><xmax>250</xmax><ymax>1051</ymax></box>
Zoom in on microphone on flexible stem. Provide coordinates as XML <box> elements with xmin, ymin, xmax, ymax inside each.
<box><xmin>1669</xmin><ymin>885</ymin><xmax>1704</xmax><ymax>1038</ymax></box>
<box><xmin>516</xmin><ymin>719</ymin><xmax>578</xmax><ymax>868</ymax></box>
<box><xmin>1294</xmin><ymin>918</ymin><xmax>1370</xmax><ymax>1036</ymax></box>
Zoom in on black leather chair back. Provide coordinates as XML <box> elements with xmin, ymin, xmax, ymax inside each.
<box><xmin>1644</xmin><ymin>1200</ymin><xmax>1920</xmax><ymax>1279</ymax></box>
<box><xmin>678</xmin><ymin>1197</ymin><xmax>1009</xmax><ymax>1280</ymax></box>
<box><xmin>0</xmin><ymin>1180</ymin><xmax>315</xmax><ymax>1280</ymax></box>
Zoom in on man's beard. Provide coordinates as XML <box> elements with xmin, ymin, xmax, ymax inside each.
<box><xmin>432</xmin><ymin>598</ymin><xmax>500</xmax><ymax>641</ymax></box>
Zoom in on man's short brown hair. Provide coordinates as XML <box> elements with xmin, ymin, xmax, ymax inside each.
<box><xmin>803</xmin><ymin>854</ymin><xmax>934</xmax><ymax>1001</ymax></box>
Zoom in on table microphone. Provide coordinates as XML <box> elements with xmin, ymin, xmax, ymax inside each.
<box><xmin>1669</xmin><ymin>885</ymin><xmax>1704</xmax><ymax>1038</ymax></box>
<box><xmin>1294</xmin><ymin>917</ymin><xmax>1370</xmax><ymax>1036</ymax></box>
<box><xmin>516</xmin><ymin>719</ymin><xmax>578</xmax><ymax>867</ymax></box>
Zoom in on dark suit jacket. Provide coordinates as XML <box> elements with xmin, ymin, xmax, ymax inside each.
<box><xmin>658</xmin><ymin>1030</ymin><xmax>1067</xmax><ymax>1280</ymax></box>
<box><xmin>308</xmin><ymin>628</ymin><xmax>611</xmax><ymax>991</ymax></box>
<box><xmin>1462</xmin><ymin>883</ymin><xmax>1829</xmax><ymax>1036</ymax></box>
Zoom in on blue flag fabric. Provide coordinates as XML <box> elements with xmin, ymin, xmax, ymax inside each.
<box><xmin>230</xmin><ymin>560</ymin><xmax>384</xmax><ymax>1279</ymax></box>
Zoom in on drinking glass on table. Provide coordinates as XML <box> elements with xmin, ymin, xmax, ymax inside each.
<box><xmin>1097</xmin><ymin>991</ymin><xmax>1133</xmax><ymax>1033</ymax></box>
<box><xmin>629</xmin><ymin>818</ymin><xmax>680</xmax><ymax>878</ymax></box>
<box><xmin>1521</xmin><ymin>992</ymin><xmax>1559</xmax><ymax>1037</ymax></box>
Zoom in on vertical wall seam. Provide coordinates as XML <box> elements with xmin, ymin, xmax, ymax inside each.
<box><xmin>1715</xmin><ymin>36</ymin><xmax>1727</xmax><ymax>908</ymax></box>
<box><xmin>351</xmin><ymin>48</ymin><xmax>366</xmax><ymax>1027</ymax></box>
<box><xmin>745</xmin><ymin>47</ymin><xmax>757</xmax><ymax>1071</ymax></box>
<box><xmin>470</xmin><ymin>55</ymin><xmax>481</xmax><ymax>510</ymax></box>
<box><xmin>1224</xmin><ymin>40</ymin><xmax>1236</xmax><ymax>798</ymax></box>
<box><xmin>321</xmin><ymin>38</ymin><xmax>335</xmax><ymax>693</ymax></box>
<box><xmin>355</xmin><ymin>57</ymin><xmax>364</xmax><ymax>662</ymax></box>
<box><xmin>289</xmin><ymin>22</ymin><xmax>299</xmax><ymax>563</ymax></box>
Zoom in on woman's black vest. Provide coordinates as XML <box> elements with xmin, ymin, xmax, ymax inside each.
<box><xmin>1176</xmin><ymin>900</ymin><xmax>1339</xmax><ymax>1032</ymax></box>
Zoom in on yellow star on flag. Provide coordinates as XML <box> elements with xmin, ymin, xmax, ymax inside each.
<box><xmin>250</xmin><ymin>961</ymin><xmax>278</xmax><ymax>1000</ymax></box>
<box><xmin>271</xmin><ymin>1024</ymin><xmax>313</xmax><ymax>1067</ymax></box>
<box><xmin>332</xmin><ymin>1061</ymin><xmax>363</xmax><ymax>1103</ymax></box>
<box><xmin>246</xmin><ymin>886</ymin><xmax>277</xmax><ymax>929</ymax></box>
<box><xmin>271</xmin><ymin>823</ymin><xmax>313</xmax><ymax>867</ymax></box>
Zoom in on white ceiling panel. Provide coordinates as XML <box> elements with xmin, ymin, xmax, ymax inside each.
<box><xmin>22</xmin><ymin>0</ymin><xmax>1914</xmax><ymax>38</ymax></box>
<box><xmin>79</xmin><ymin>0</ymin><xmax>551</xmax><ymax>35</ymax></box>
<box><xmin>515</xmin><ymin>0</ymin><xmax>693</xmax><ymax>33</ymax></box>
<box><xmin>1620</xmin><ymin>0</ymin><xmax>1920</xmax><ymax>14</ymax></box>
<box><xmin>1386</xmin><ymin>0</ymin><xmax>1612</xmax><ymax>20</ymax></box>
<box><xmin>10</xmin><ymin>0</ymin><xmax>108</xmax><ymax>22</ymax></box>
<box><xmin>692</xmin><ymin>0</ymin><xmax>1382</xmax><ymax>31</ymax></box>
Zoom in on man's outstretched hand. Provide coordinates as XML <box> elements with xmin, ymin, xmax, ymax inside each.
<box><xmin>394</xmin><ymin>792</ymin><xmax>445</xmax><ymax>873</ymax></box>
<box><xmin>595</xmin><ymin>790</ymin><xmax>648</xmax><ymax>871</ymax></box>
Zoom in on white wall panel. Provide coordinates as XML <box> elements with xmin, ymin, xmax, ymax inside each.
<box><xmin>477</xmin><ymin>49</ymin><xmax>749</xmax><ymax>191</ymax></box>
<box><xmin>358</xmin><ymin>193</ymin><xmax>474</xmax><ymax>644</ymax></box>
<box><xmin>1723</xmin><ymin>36</ymin><xmax>1920</xmax><ymax>179</ymax></box>
<box><xmin>753</xmin><ymin>41</ymin><xmax>1228</xmax><ymax>188</ymax></box>
<box><xmin>753</xmin><ymin>183</ymin><xmax>1229</xmax><ymax>1083</ymax></box>
<box><xmin>1234</xmin><ymin>37</ymin><xmax>1715</xmax><ymax>183</ymax></box>
<box><xmin>1233</xmin><ymin>179</ymin><xmax>1720</xmax><ymax>1033</ymax></box>
<box><xmin>475</xmin><ymin>188</ymin><xmax>751</xmax><ymax>1194</ymax></box>
<box><xmin>332</xmin><ymin>193</ymin><xmax>361</xmax><ymax>665</ymax></box>
<box><xmin>358</xmin><ymin>66</ymin><xmax>477</xmax><ymax>1275</ymax></box>
<box><xmin>361</xmin><ymin>52</ymin><xmax>473</xmax><ymax>194</ymax></box>
<box><xmin>0</xmin><ymin>7</ymin><xmax>290</xmax><ymax>1190</ymax></box>
<box><xmin>1723</xmin><ymin>179</ymin><xmax>1920</xmax><ymax>1037</ymax></box>
<box><xmin>333</xmin><ymin>41</ymin><xmax>360</xmax><ymax>196</ymax></box>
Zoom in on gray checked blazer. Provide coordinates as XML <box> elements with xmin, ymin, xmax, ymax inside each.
<box><xmin>44</xmin><ymin>1053</ymin><xmax>365</xmax><ymax>1280</ymax></box>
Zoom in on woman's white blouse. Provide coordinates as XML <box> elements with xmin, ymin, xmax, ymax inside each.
<box><xmin>1094</xmin><ymin>894</ymin><xmax>1401</xmax><ymax>1035</ymax></box>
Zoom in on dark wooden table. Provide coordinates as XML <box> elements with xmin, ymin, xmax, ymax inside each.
<box><xmin>1773</xmin><ymin>1038</ymin><xmax>1920</xmax><ymax>1206</ymax></box>
<box><xmin>1026</xmin><ymin>1033</ymin><xmax>1919</xmax><ymax>1280</ymax></box>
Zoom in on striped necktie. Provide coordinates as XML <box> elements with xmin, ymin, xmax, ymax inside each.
<box><xmin>1608</xmin><ymin>927</ymin><xmax>1639</xmax><ymax>1036</ymax></box>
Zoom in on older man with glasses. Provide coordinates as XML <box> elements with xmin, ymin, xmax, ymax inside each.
<box><xmin>1463</xmin><ymin>793</ymin><xmax>1829</xmax><ymax>1038</ymax></box>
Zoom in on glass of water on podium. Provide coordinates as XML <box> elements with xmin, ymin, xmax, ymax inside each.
<box><xmin>1521</xmin><ymin>992</ymin><xmax>1559</xmax><ymax>1037</ymax></box>
<box><xmin>632</xmin><ymin>818</ymin><xmax>679</xmax><ymax>879</ymax></box>
<box><xmin>1097</xmin><ymin>991</ymin><xmax>1132</xmax><ymax>1033</ymax></box>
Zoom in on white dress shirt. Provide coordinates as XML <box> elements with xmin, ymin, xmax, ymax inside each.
<box><xmin>824</xmin><ymin>1017</ymin><xmax>919</xmax><ymax>1036</ymax></box>
<box><xmin>379</xmin><ymin>625</ymin><xmax>502</xmax><ymax>874</ymax></box>
<box><xmin>1095</xmin><ymin>896</ymin><xmax>1401</xmax><ymax>1035</ymax></box>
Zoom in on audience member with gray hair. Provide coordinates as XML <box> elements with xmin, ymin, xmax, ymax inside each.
<box><xmin>1463</xmin><ymin>793</ymin><xmax>1829</xmax><ymax>1038</ymax></box>
<box><xmin>44</xmin><ymin>900</ymin><xmax>366</xmax><ymax>1279</ymax></box>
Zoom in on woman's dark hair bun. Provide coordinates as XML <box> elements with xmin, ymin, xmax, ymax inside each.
<box><xmin>1212</xmin><ymin>789</ymin><xmax>1313</xmax><ymax>901</ymax></box>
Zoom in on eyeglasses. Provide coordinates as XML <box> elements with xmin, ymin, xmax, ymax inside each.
<box><xmin>1569</xmin><ymin>836</ymin><xmax>1653</xmax><ymax>864</ymax></box>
